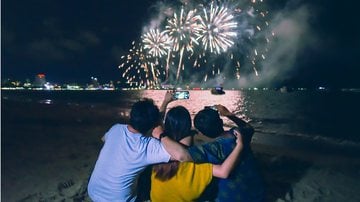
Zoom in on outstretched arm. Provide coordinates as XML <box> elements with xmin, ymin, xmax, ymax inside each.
<box><xmin>227</xmin><ymin>115</ymin><xmax>254</xmax><ymax>135</ymax></box>
<box><xmin>159</xmin><ymin>91</ymin><xmax>175</xmax><ymax>118</ymax></box>
<box><xmin>215</xmin><ymin>105</ymin><xmax>254</xmax><ymax>146</ymax></box>
<box><xmin>212</xmin><ymin>129</ymin><xmax>243</xmax><ymax>179</ymax></box>
<box><xmin>215</xmin><ymin>105</ymin><xmax>254</xmax><ymax>133</ymax></box>
<box><xmin>155</xmin><ymin>91</ymin><xmax>192</xmax><ymax>162</ymax></box>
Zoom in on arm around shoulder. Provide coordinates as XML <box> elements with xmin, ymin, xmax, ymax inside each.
<box><xmin>212</xmin><ymin>130</ymin><xmax>243</xmax><ymax>179</ymax></box>
<box><xmin>161</xmin><ymin>135</ymin><xmax>193</xmax><ymax>162</ymax></box>
<box><xmin>152</xmin><ymin>126</ymin><xmax>192</xmax><ymax>162</ymax></box>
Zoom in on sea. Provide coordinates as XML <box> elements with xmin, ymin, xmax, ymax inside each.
<box><xmin>2</xmin><ymin>89</ymin><xmax>360</xmax><ymax>158</ymax></box>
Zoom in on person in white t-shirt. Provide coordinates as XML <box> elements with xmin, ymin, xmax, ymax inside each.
<box><xmin>87</xmin><ymin>98</ymin><xmax>191</xmax><ymax>202</ymax></box>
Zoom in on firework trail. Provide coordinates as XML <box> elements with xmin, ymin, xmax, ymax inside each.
<box><xmin>195</xmin><ymin>0</ymin><xmax>273</xmax><ymax>80</ymax></box>
<box><xmin>142</xmin><ymin>29</ymin><xmax>173</xmax><ymax>80</ymax></box>
<box><xmin>242</xmin><ymin>0</ymin><xmax>273</xmax><ymax>77</ymax></box>
<box><xmin>165</xmin><ymin>7</ymin><xmax>202</xmax><ymax>81</ymax></box>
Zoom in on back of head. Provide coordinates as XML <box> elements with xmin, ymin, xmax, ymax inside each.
<box><xmin>129</xmin><ymin>98</ymin><xmax>160</xmax><ymax>134</ymax></box>
<box><xmin>154</xmin><ymin>106</ymin><xmax>192</xmax><ymax>181</ymax></box>
<box><xmin>194</xmin><ymin>108</ymin><xmax>224</xmax><ymax>138</ymax></box>
<box><xmin>164</xmin><ymin>106</ymin><xmax>192</xmax><ymax>142</ymax></box>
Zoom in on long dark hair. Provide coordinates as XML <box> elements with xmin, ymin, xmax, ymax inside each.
<box><xmin>153</xmin><ymin>106</ymin><xmax>192</xmax><ymax>181</ymax></box>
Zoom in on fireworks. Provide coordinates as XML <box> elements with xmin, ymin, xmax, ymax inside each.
<box><xmin>118</xmin><ymin>41</ymin><xmax>163</xmax><ymax>88</ymax></box>
<box><xmin>197</xmin><ymin>2</ymin><xmax>237</xmax><ymax>54</ymax></box>
<box><xmin>165</xmin><ymin>7</ymin><xmax>201</xmax><ymax>53</ymax></box>
<box><xmin>118</xmin><ymin>0</ymin><xmax>274</xmax><ymax>87</ymax></box>
<box><xmin>165</xmin><ymin>7</ymin><xmax>202</xmax><ymax>80</ymax></box>
<box><xmin>142</xmin><ymin>29</ymin><xmax>172</xmax><ymax>58</ymax></box>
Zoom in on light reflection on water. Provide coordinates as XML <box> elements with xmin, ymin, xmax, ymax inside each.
<box><xmin>38</xmin><ymin>99</ymin><xmax>53</xmax><ymax>105</ymax></box>
<box><xmin>140</xmin><ymin>90</ymin><xmax>248</xmax><ymax>127</ymax></box>
<box><xmin>3</xmin><ymin>89</ymin><xmax>360</xmax><ymax>147</ymax></box>
<box><xmin>3</xmin><ymin>89</ymin><xmax>360</xmax><ymax>154</ymax></box>
<box><xmin>139</xmin><ymin>90</ymin><xmax>360</xmax><ymax>154</ymax></box>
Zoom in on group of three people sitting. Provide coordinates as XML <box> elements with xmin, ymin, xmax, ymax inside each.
<box><xmin>87</xmin><ymin>91</ymin><xmax>265</xmax><ymax>202</ymax></box>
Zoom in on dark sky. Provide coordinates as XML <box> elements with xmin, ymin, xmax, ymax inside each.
<box><xmin>2</xmin><ymin>0</ymin><xmax>360</xmax><ymax>87</ymax></box>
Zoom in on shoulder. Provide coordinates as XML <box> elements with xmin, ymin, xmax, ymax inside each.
<box><xmin>179</xmin><ymin>163</ymin><xmax>213</xmax><ymax>183</ymax></box>
<box><xmin>215</xmin><ymin>135</ymin><xmax>236</xmax><ymax>144</ymax></box>
<box><xmin>189</xmin><ymin>136</ymin><xmax>235</xmax><ymax>163</ymax></box>
<box><xmin>104</xmin><ymin>124</ymin><xmax>127</xmax><ymax>140</ymax></box>
<box><xmin>143</xmin><ymin>137</ymin><xmax>171</xmax><ymax>163</ymax></box>
<box><xmin>192</xmin><ymin>135</ymin><xmax>235</xmax><ymax>150</ymax></box>
<box><xmin>108</xmin><ymin>123</ymin><xmax>125</xmax><ymax>131</ymax></box>
<box><xmin>180</xmin><ymin>162</ymin><xmax>212</xmax><ymax>172</ymax></box>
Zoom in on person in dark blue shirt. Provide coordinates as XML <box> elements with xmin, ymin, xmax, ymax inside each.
<box><xmin>189</xmin><ymin>105</ymin><xmax>265</xmax><ymax>202</ymax></box>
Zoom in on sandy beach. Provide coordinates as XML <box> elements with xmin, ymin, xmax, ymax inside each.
<box><xmin>2</xmin><ymin>98</ymin><xmax>360</xmax><ymax>202</ymax></box>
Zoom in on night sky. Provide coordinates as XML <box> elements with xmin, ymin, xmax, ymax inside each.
<box><xmin>2</xmin><ymin>0</ymin><xmax>360</xmax><ymax>87</ymax></box>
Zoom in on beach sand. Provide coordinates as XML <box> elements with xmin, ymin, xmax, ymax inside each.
<box><xmin>2</xmin><ymin>100</ymin><xmax>360</xmax><ymax>202</ymax></box>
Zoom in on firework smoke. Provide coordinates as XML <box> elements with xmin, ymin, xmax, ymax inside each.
<box><xmin>118</xmin><ymin>0</ymin><xmax>310</xmax><ymax>88</ymax></box>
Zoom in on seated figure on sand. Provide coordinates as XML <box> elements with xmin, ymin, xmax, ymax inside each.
<box><xmin>189</xmin><ymin>105</ymin><xmax>266</xmax><ymax>202</ymax></box>
<box><xmin>87</xmin><ymin>98</ymin><xmax>193</xmax><ymax>202</ymax></box>
<box><xmin>150</xmin><ymin>105</ymin><xmax>244</xmax><ymax>201</ymax></box>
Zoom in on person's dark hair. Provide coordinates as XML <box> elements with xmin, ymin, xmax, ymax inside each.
<box><xmin>153</xmin><ymin>106</ymin><xmax>192</xmax><ymax>181</ymax></box>
<box><xmin>129</xmin><ymin>98</ymin><xmax>160</xmax><ymax>134</ymax></box>
<box><xmin>164</xmin><ymin>106</ymin><xmax>192</xmax><ymax>142</ymax></box>
<box><xmin>194</xmin><ymin>108</ymin><xmax>224</xmax><ymax>138</ymax></box>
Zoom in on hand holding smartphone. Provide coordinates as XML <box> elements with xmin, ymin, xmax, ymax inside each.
<box><xmin>173</xmin><ymin>90</ymin><xmax>190</xmax><ymax>100</ymax></box>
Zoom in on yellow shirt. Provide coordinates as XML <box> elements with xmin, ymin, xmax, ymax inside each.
<box><xmin>151</xmin><ymin>162</ymin><xmax>213</xmax><ymax>202</ymax></box>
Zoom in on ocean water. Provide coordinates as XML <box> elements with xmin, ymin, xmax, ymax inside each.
<box><xmin>2</xmin><ymin>89</ymin><xmax>360</xmax><ymax>157</ymax></box>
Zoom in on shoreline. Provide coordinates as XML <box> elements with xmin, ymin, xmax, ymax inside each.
<box><xmin>2</xmin><ymin>99</ymin><xmax>360</xmax><ymax>201</ymax></box>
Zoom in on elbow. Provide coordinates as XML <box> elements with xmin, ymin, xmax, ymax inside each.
<box><xmin>176</xmin><ymin>152</ymin><xmax>193</xmax><ymax>162</ymax></box>
<box><xmin>217</xmin><ymin>172</ymin><xmax>230</xmax><ymax>179</ymax></box>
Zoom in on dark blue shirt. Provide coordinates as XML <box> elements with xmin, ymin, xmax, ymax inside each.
<box><xmin>188</xmin><ymin>131</ymin><xmax>265</xmax><ymax>202</ymax></box>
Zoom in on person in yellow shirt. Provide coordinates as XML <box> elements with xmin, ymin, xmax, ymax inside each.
<box><xmin>150</xmin><ymin>106</ymin><xmax>243</xmax><ymax>201</ymax></box>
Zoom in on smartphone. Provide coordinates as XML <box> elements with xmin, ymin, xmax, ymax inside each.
<box><xmin>173</xmin><ymin>91</ymin><xmax>190</xmax><ymax>100</ymax></box>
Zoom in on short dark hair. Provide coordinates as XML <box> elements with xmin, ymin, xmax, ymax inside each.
<box><xmin>194</xmin><ymin>108</ymin><xmax>224</xmax><ymax>138</ymax></box>
<box><xmin>129</xmin><ymin>98</ymin><xmax>160</xmax><ymax>134</ymax></box>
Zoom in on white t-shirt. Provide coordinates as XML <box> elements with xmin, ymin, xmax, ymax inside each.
<box><xmin>88</xmin><ymin>124</ymin><xmax>171</xmax><ymax>202</ymax></box>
